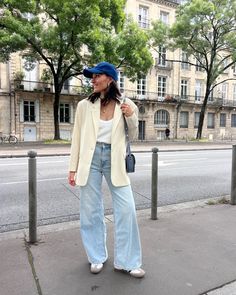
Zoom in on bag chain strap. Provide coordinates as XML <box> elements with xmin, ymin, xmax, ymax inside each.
<box><xmin>123</xmin><ymin>116</ymin><xmax>131</xmax><ymax>156</ymax></box>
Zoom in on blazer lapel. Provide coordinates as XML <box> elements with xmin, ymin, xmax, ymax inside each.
<box><xmin>91</xmin><ymin>99</ymin><xmax>100</xmax><ymax>139</ymax></box>
<box><xmin>112</xmin><ymin>102</ymin><xmax>123</xmax><ymax>135</ymax></box>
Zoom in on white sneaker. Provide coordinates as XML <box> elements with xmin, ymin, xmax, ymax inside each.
<box><xmin>90</xmin><ymin>263</ymin><xmax>103</xmax><ymax>274</ymax></box>
<box><xmin>129</xmin><ymin>268</ymin><xmax>145</xmax><ymax>278</ymax></box>
<box><xmin>114</xmin><ymin>266</ymin><xmax>145</xmax><ymax>278</ymax></box>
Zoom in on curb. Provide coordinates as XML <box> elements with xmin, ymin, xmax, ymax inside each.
<box><xmin>0</xmin><ymin>147</ymin><xmax>233</xmax><ymax>159</ymax></box>
<box><xmin>0</xmin><ymin>196</ymin><xmax>230</xmax><ymax>241</ymax></box>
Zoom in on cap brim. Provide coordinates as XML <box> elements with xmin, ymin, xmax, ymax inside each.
<box><xmin>83</xmin><ymin>68</ymin><xmax>102</xmax><ymax>78</ymax></box>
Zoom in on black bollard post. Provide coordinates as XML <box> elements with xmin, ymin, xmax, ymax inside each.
<box><xmin>28</xmin><ymin>150</ymin><xmax>37</xmax><ymax>243</ymax></box>
<box><xmin>151</xmin><ymin>148</ymin><xmax>158</xmax><ymax>220</ymax></box>
<box><xmin>231</xmin><ymin>145</ymin><xmax>236</xmax><ymax>205</ymax></box>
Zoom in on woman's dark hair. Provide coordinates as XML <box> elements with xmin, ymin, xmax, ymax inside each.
<box><xmin>88</xmin><ymin>80</ymin><xmax>121</xmax><ymax>106</ymax></box>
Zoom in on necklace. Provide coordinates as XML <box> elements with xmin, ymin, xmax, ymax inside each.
<box><xmin>101</xmin><ymin>103</ymin><xmax>109</xmax><ymax>113</ymax></box>
<box><xmin>101</xmin><ymin>99</ymin><xmax>111</xmax><ymax>113</ymax></box>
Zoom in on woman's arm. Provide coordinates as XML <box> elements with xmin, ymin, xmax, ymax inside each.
<box><xmin>121</xmin><ymin>99</ymin><xmax>138</xmax><ymax>141</ymax></box>
<box><xmin>68</xmin><ymin>102</ymin><xmax>83</xmax><ymax>185</ymax></box>
<box><xmin>68</xmin><ymin>171</ymin><xmax>76</xmax><ymax>186</ymax></box>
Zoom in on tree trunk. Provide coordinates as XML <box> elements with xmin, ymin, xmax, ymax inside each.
<box><xmin>53</xmin><ymin>91</ymin><xmax>60</xmax><ymax>140</ymax></box>
<box><xmin>196</xmin><ymin>89</ymin><xmax>211</xmax><ymax>139</ymax></box>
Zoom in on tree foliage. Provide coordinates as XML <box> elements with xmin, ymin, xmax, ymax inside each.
<box><xmin>0</xmin><ymin>0</ymin><xmax>153</xmax><ymax>139</ymax></box>
<box><xmin>0</xmin><ymin>27</ymin><xmax>25</xmax><ymax>61</ymax></box>
<box><xmin>150</xmin><ymin>0</ymin><xmax>236</xmax><ymax>139</ymax></box>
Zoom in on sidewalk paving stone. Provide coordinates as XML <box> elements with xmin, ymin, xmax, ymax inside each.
<box><xmin>7</xmin><ymin>204</ymin><xmax>234</xmax><ymax>295</ymax></box>
<box><xmin>0</xmin><ymin>238</ymin><xmax>37</xmax><ymax>295</ymax></box>
<box><xmin>1</xmin><ymin>142</ymin><xmax>236</xmax><ymax>294</ymax></box>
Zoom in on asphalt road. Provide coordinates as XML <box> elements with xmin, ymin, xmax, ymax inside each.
<box><xmin>0</xmin><ymin>149</ymin><xmax>231</xmax><ymax>232</ymax></box>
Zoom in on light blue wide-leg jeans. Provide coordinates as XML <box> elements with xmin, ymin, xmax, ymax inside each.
<box><xmin>79</xmin><ymin>142</ymin><xmax>142</xmax><ymax>270</ymax></box>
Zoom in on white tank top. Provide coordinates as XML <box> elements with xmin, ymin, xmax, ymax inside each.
<box><xmin>97</xmin><ymin>119</ymin><xmax>113</xmax><ymax>144</ymax></box>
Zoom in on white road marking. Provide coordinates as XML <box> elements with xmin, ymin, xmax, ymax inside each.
<box><xmin>164</xmin><ymin>158</ymin><xmax>208</xmax><ymax>162</ymax></box>
<box><xmin>137</xmin><ymin>161</ymin><xmax>175</xmax><ymax>167</ymax></box>
<box><xmin>137</xmin><ymin>158</ymin><xmax>208</xmax><ymax>166</ymax></box>
<box><xmin>0</xmin><ymin>177</ymin><xmax>66</xmax><ymax>186</ymax></box>
<box><xmin>138</xmin><ymin>153</ymin><xmax>196</xmax><ymax>157</ymax></box>
<box><xmin>0</xmin><ymin>160</ymin><xmax>65</xmax><ymax>166</ymax></box>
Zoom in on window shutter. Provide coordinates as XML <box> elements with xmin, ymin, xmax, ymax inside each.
<box><xmin>35</xmin><ymin>99</ymin><xmax>40</xmax><ymax>123</ymax></box>
<box><xmin>19</xmin><ymin>100</ymin><xmax>24</xmax><ymax>122</ymax></box>
<box><xmin>70</xmin><ymin>103</ymin><xmax>74</xmax><ymax>124</ymax></box>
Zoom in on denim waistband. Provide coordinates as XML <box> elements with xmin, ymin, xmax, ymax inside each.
<box><xmin>96</xmin><ymin>141</ymin><xmax>111</xmax><ymax>147</ymax></box>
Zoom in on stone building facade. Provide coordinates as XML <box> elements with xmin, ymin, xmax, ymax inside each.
<box><xmin>0</xmin><ymin>53</ymin><xmax>83</xmax><ymax>141</ymax></box>
<box><xmin>0</xmin><ymin>0</ymin><xmax>236</xmax><ymax>141</ymax></box>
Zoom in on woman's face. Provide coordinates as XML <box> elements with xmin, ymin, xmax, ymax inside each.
<box><xmin>91</xmin><ymin>74</ymin><xmax>112</xmax><ymax>93</ymax></box>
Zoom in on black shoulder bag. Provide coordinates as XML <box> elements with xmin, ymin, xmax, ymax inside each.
<box><xmin>124</xmin><ymin>117</ymin><xmax>136</xmax><ymax>173</ymax></box>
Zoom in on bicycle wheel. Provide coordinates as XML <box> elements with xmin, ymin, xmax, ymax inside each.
<box><xmin>9</xmin><ymin>135</ymin><xmax>18</xmax><ymax>144</ymax></box>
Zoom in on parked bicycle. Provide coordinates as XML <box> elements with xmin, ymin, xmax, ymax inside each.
<box><xmin>0</xmin><ymin>133</ymin><xmax>18</xmax><ymax>144</ymax></box>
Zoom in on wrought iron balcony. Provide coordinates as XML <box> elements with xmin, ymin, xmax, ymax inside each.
<box><xmin>154</xmin><ymin>59</ymin><xmax>173</xmax><ymax>71</ymax></box>
<box><xmin>12</xmin><ymin>79</ymin><xmax>86</xmax><ymax>95</ymax></box>
<box><xmin>123</xmin><ymin>90</ymin><xmax>236</xmax><ymax>108</ymax></box>
<box><xmin>11</xmin><ymin>79</ymin><xmax>236</xmax><ymax>109</ymax></box>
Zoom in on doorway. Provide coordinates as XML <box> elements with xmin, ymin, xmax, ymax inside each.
<box><xmin>138</xmin><ymin>121</ymin><xmax>145</xmax><ymax>140</ymax></box>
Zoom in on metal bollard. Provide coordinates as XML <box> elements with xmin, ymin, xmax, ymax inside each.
<box><xmin>231</xmin><ymin>145</ymin><xmax>236</xmax><ymax>205</ymax></box>
<box><xmin>28</xmin><ymin>150</ymin><xmax>37</xmax><ymax>243</ymax></box>
<box><xmin>151</xmin><ymin>148</ymin><xmax>158</xmax><ymax>220</ymax></box>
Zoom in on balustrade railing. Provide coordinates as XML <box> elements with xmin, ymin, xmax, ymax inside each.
<box><xmin>12</xmin><ymin>79</ymin><xmax>236</xmax><ymax>108</ymax></box>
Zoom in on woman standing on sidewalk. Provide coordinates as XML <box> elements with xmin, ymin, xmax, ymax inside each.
<box><xmin>68</xmin><ymin>62</ymin><xmax>145</xmax><ymax>278</ymax></box>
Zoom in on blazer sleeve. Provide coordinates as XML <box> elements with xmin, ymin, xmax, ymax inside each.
<box><xmin>125</xmin><ymin>99</ymin><xmax>138</xmax><ymax>141</ymax></box>
<box><xmin>69</xmin><ymin>102</ymin><xmax>83</xmax><ymax>172</ymax></box>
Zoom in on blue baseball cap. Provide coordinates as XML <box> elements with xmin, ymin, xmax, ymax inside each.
<box><xmin>83</xmin><ymin>62</ymin><xmax>118</xmax><ymax>81</ymax></box>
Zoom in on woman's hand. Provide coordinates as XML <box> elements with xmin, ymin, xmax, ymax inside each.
<box><xmin>68</xmin><ymin>171</ymin><xmax>76</xmax><ymax>186</ymax></box>
<box><xmin>120</xmin><ymin>103</ymin><xmax>134</xmax><ymax>117</ymax></box>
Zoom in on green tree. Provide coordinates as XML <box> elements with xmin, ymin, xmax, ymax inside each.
<box><xmin>150</xmin><ymin>0</ymin><xmax>236</xmax><ymax>139</ymax></box>
<box><xmin>0</xmin><ymin>27</ymin><xmax>25</xmax><ymax>61</ymax></box>
<box><xmin>0</xmin><ymin>0</ymin><xmax>153</xmax><ymax>139</ymax></box>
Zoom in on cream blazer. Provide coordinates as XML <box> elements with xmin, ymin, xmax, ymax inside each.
<box><xmin>69</xmin><ymin>97</ymin><xmax>138</xmax><ymax>187</ymax></box>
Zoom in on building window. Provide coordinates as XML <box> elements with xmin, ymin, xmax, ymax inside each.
<box><xmin>195</xmin><ymin>57</ymin><xmax>204</xmax><ymax>72</ymax></box>
<box><xmin>180</xmin><ymin>79</ymin><xmax>188</xmax><ymax>99</ymax></box>
<box><xmin>232</xmin><ymin>114</ymin><xmax>236</xmax><ymax>127</ymax></box>
<box><xmin>63</xmin><ymin>79</ymin><xmax>70</xmax><ymax>91</ymax></box>
<box><xmin>118</xmin><ymin>71</ymin><xmax>125</xmax><ymax>93</ymax></box>
<box><xmin>60</xmin><ymin>103</ymin><xmax>70</xmax><ymax>123</ymax></box>
<box><xmin>194</xmin><ymin>112</ymin><xmax>200</xmax><ymax>128</ymax></box>
<box><xmin>154</xmin><ymin>110</ymin><xmax>169</xmax><ymax>127</ymax></box>
<box><xmin>160</xmin><ymin>11</ymin><xmax>169</xmax><ymax>24</ymax></box>
<box><xmin>180</xmin><ymin>111</ymin><xmax>189</xmax><ymax>128</ymax></box>
<box><xmin>138</xmin><ymin>6</ymin><xmax>149</xmax><ymax>28</ymax></box>
<box><xmin>181</xmin><ymin>51</ymin><xmax>190</xmax><ymax>70</ymax></box>
<box><xmin>195</xmin><ymin>80</ymin><xmax>203</xmax><ymax>101</ymax></box>
<box><xmin>158</xmin><ymin>76</ymin><xmax>167</xmax><ymax>100</ymax></box>
<box><xmin>233</xmin><ymin>63</ymin><xmax>236</xmax><ymax>75</ymax></box>
<box><xmin>221</xmin><ymin>82</ymin><xmax>228</xmax><ymax>100</ymax></box>
<box><xmin>24</xmin><ymin>101</ymin><xmax>35</xmax><ymax>122</ymax></box>
<box><xmin>137</xmin><ymin>75</ymin><xmax>147</xmax><ymax>96</ymax></box>
<box><xmin>158</xmin><ymin>46</ymin><xmax>166</xmax><ymax>67</ymax></box>
<box><xmin>207</xmin><ymin>113</ymin><xmax>215</xmax><ymax>128</ymax></box>
<box><xmin>22</xmin><ymin>57</ymin><xmax>38</xmax><ymax>91</ymax></box>
<box><xmin>222</xmin><ymin>58</ymin><xmax>229</xmax><ymax>74</ymax></box>
<box><xmin>208</xmin><ymin>90</ymin><xmax>214</xmax><ymax>102</ymax></box>
<box><xmin>220</xmin><ymin>113</ymin><xmax>226</xmax><ymax>127</ymax></box>
<box><xmin>233</xmin><ymin>84</ymin><xmax>236</xmax><ymax>103</ymax></box>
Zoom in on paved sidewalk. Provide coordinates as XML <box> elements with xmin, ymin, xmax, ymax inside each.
<box><xmin>1</xmin><ymin>141</ymin><xmax>236</xmax><ymax>294</ymax></box>
<box><xmin>0</xmin><ymin>140</ymin><xmax>234</xmax><ymax>158</ymax></box>
<box><xmin>1</xmin><ymin>201</ymin><xmax>236</xmax><ymax>295</ymax></box>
